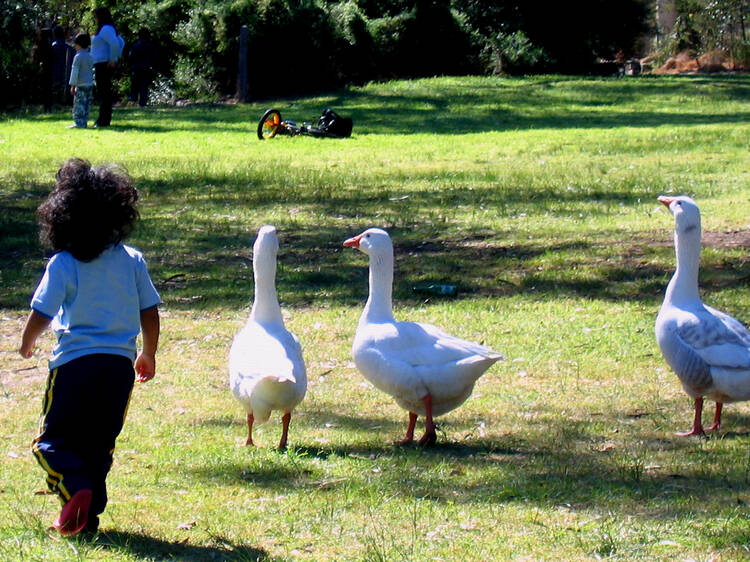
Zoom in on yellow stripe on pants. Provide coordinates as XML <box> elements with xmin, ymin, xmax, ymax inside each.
<box><xmin>31</xmin><ymin>368</ymin><xmax>72</xmax><ymax>502</ymax></box>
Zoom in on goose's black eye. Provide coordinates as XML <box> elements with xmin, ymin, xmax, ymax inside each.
<box><xmin>365</xmin><ymin>234</ymin><xmax>371</xmax><ymax>238</ymax></box>
<box><xmin>677</xmin><ymin>201</ymin><xmax>683</xmax><ymax>206</ymax></box>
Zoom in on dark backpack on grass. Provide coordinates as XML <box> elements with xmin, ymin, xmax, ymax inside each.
<box><xmin>317</xmin><ymin>108</ymin><xmax>353</xmax><ymax>138</ymax></box>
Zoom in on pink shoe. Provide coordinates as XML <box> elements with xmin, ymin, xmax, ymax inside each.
<box><xmin>53</xmin><ymin>489</ymin><xmax>92</xmax><ymax>536</ymax></box>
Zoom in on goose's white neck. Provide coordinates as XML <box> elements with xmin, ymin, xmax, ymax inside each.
<box><xmin>664</xmin><ymin>226</ymin><xmax>701</xmax><ymax>306</ymax></box>
<box><xmin>361</xmin><ymin>251</ymin><xmax>395</xmax><ymax>325</ymax></box>
<box><xmin>251</xmin><ymin>258</ymin><xmax>284</xmax><ymax>325</ymax></box>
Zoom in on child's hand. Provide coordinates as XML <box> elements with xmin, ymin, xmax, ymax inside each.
<box><xmin>70</xmin><ymin>86</ymin><xmax>76</xmax><ymax>95</ymax></box>
<box><xmin>18</xmin><ymin>344</ymin><xmax>33</xmax><ymax>358</ymax></box>
<box><xmin>135</xmin><ymin>353</ymin><xmax>156</xmax><ymax>382</ymax></box>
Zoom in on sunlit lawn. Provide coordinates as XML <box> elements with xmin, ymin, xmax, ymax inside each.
<box><xmin>1</xmin><ymin>74</ymin><xmax>750</xmax><ymax>560</ymax></box>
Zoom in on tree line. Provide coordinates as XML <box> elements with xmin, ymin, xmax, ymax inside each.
<box><xmin>1</xmin><ymin>0</ymin><xmax>747</xmax><ymax>110</ymax></box>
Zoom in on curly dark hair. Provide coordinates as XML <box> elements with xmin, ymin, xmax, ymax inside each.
<box><xmin>38</xmin><ymin>158</ymin><xmax>139</xmax><ymax>262</ymax></box>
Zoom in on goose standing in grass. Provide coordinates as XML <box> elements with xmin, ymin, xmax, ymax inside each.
<box><xmin>344</xmin><ymin>228</ymin><xmax>503</xmax><ymax>446</ymax></box>
<box><xmin>656</xmin><ymin>196</ymin><xmax>750</xmax><ymax>436</ymax></box>
<box><xmin>229</xmin><ymin>225</ymin><xmax>307</xmax><ymax>449</ymax></box>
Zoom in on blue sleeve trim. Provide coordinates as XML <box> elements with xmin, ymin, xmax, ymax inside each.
<box><xmin>140</xmin><ymin>303</ymin><xmax>160</xmax><ymax>312</ymax></box>
<box><xmin>31</xmin><ymin>307</ymin><xmax>55</xmax><ymax>320</ymax></box>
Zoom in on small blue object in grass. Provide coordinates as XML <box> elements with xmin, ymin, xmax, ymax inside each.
<box><xmin>412</xmin><ymin>284</ymin><xmax>458</xmax><ymax>297</ymax></box>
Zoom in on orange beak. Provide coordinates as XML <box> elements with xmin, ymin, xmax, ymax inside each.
<box><xmin>343</xmin><ymin>234</ymin><xmax>362</xmax><ymax>248</ymax></box>
<box><xmin>658</xmin><ymin>196</ymin><xmax>674</xmax><ymax>209</ymax></box>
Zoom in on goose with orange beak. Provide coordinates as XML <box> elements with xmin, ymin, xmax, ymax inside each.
<box><xmin>344</xmin><ymin>228</ymin><xmax>503</xmax><ymax>445</ymax></box>
<box><xmin>655</xmin><ymin>196</ymin><xmax>750</xmax><ymax>436</ymax></box>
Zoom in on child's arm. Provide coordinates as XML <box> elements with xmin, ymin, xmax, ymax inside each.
<box><xmin>19</xmin><ymin>310</ymin><xmax>52</xmax><ymax>358</ymax></box>
<box><xmin>135</xmin><ymin>306</ymin><xmax>160</xmax><ymax>382</ymax></box>
<box><xmin>69</xmin><ymin>53</ymin><xmax>79</xmax><ymax>90</ymax></box>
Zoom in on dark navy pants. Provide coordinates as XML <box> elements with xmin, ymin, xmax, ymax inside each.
<box><xmin>94</xmin><ymin>63</ymin><xmax>114</xmax><ymax>126</ymax></box>
<box><xmin>32</xmin><ymin>354</ymin><xmax>135</xmax><ymax>517</ymax></box>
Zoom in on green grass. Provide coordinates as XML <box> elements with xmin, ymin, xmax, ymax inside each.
<box><xmin>2</xmin><ymin>74</ymin><xmax>750</xmax><ymax>560</ymax></box>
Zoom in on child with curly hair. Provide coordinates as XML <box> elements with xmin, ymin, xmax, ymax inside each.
<box><xmin>19</xmin><ymin>158</ymin><xmax>161</xmax><ymax>536</ymax></box>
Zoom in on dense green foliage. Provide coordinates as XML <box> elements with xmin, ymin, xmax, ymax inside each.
<box><xmin>665</xmin><ymin>0</ymin><xmax>750</xmax><ymax>65</ymax></box>
<box><xmin>2</xmin><ymin>0</ymin><xmax>653</xmax><ymax>108</ymax></box>
<box><xmin>0</xmin><ymin>2</ymin><xmax>46</xmax><ymax>109</ymax></box>
<box><xmin>3</xmin><ymin>0</ymin><xmax>747</xmax><ymax>107</ymax></box>
<box><xmin>456</xmin><ymin>0</ymin><xmax>652</xmax><ymax>72</ymax></box>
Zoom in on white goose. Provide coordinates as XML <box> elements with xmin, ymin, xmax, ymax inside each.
<box><xmin>229</xmin><ymin>225</ymin><xmax>307</xmax><ymax>449</ymax></box>
<box><xmin>344</xmin><ymin>228</ymin><xmax>503</xmax><ymax>445</ymax></box>
<box><xmin>656</xmin><ymin>196</ymin><xmax>750</xmax><ymax>436</ymax></box>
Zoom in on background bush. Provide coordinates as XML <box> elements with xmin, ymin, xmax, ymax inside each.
<box><xmin>664</xmin><ymin>0</ymin><xmax>750</xmax><ymax>66</ymax></box>
<box><xmin>0</xmin><ymin>0</ymin><xmax>700</xmax><ymax>109</ymax></box>
<box><xmin>0</xmin><ymin>2</ymin><xmax>46</xmax><ymax>109</ymax></box>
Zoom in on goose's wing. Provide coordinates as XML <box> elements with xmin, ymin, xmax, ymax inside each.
<box><xmin>354</xmin><ymin>320</ymin><xmax>499</xmax><ymax>403</ymax></box>
<box><xmin>282</xmin><ymin>328</ymin><xmax>307</xmax><ymax>384</ymax></box>
<box><xmin>229</xmin><ymin>323</ymin><xmax>297</xmax><ymax>381</ymax></box>
<box><xmin>416</xmin><ymin>322</ymin><xmax>503</xmax><ymax>361</ymax></box>
<box><xmin>353</xmin><ymin>325</ymin><xmax>427</xmax><ymax>402</ymax></box>
<box><xmin>360</xmin><ymin>321</ymin><xmax>489</xmax><ymax>365</ymax></box>
<box><xmin>676</xmin><ymin>306</ymin><xmax>750</xmax><ymax>370</ymax></box>
<box><xmin>288</xmin><ymin>330</ymin><xmax>305</xmax><ymax>362</ymax></box>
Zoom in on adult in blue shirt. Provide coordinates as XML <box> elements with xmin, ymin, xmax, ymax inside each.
<box><xmin>91</xmin><ymin>7</ymin><xmax>123</xmax><ymax>127</ymax></box>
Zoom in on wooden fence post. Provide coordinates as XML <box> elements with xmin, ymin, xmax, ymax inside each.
<box><xmin>237</xmin><ymin>25</ymin><xmax>250</xmax><ymax>102</ymax></box>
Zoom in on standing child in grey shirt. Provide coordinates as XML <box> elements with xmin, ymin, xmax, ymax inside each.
<box><xmin>69</xmin><ymin>34</ymin><xmax>94</xmax><ymax>128</ymax></box>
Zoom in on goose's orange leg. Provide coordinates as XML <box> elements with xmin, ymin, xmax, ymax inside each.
<box><xmin>279</xmin><ymin>412</ymin><xmax>291</xmax><ymax>450</ymax></box>
<box><xmin>418</xmin><ymin>395</ymin><xmax>437</xmax><ymax>446</ymax></box>
<box><xmin>245</xmin><ymin>413</ymin><xmax>255</xmax><ymax>446</ymax></box>
<box><xmin>677</xmin><ymin>397</ymin><xmax>706</xmax><ymax>437</ymax></box>
<box><xmin>398</xmin><ymin>412</ymin><xmax>418</xmax><ymax>444</ymax></box>
<box><xmin>707</xmin><ymin>402</ymin><xmax>723</xmax><ymax>432</ymax></box>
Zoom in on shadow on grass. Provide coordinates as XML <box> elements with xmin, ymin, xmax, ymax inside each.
<box><xmin>185</xmin><ymin>403</ymin><xmax>750</xmax><ymax>528</ymax></box>
<box><xmin>187</xmin><ymin>439</ymin><xmax>521</xmax><ymax>493</ymax></box>
<box><xmin>4</xmin><ymin>184</ymin><xmax>750</xmax><ymax>311</ymax></box>
<box><xmin>121</xmin><ymin>170</ymin><xmax>750</xmax><ymax>309</ymax></box>
<box><xmin>330</xmin><ymin>74</ymin><xmax>750</xmax><ymax>136</ymax></box>
<box><xmin>197</xmin><ymin>411</ymin><xmax>406</xmax><ymax>433</ymax></box>
<box><xmin>136</xmin><ymin>206</ymin><xmax>747</xmax><ymax>311</ymax></box>
<box><xmin>0</xmin><ymin>182</ymin><xmax>50</xmax><ymax>309</ymax></box>
<box><xmin>90</xmin><ymin>530</ymin><xmax>274</xmax><ymax>562</ymax></box>
<box><xmin>6</xmin><ymin>187</ymin><xmax>749</xmax><ymax>310</ymax></box>
<box><xmin>22</xmin><ymin>75</ymin><xmax>749</xmax><ymax>137</ymax></box>
<box><xmin>14</xmin><ymin>76</ymin><xmax>750</xmax><ymax>138</ymax></box>
<box><xmin>290</xmin><ymin>440</ymin><xmax>529</xmax><ymax>461</ymax></box>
